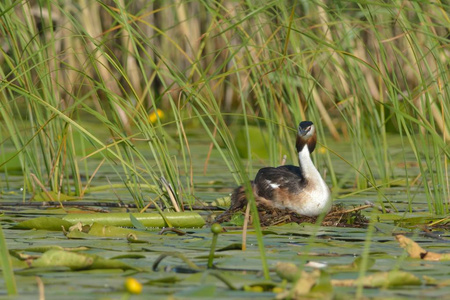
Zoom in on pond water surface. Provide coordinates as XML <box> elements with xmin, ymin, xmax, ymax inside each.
<box><xmin>1</xmin><ymin>126</ymin><xmax>449</xmax><ymax>299</ymax></box>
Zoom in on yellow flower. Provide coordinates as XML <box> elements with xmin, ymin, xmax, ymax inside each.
<box><xmin>318</xmin><ymin>146</ymin><xmax>327</xmax><ymax>154</ymax></box>
<box><xmin>124</xmin><ymin>277</ymin><xmax>142</xmax><ymax>294</ymax></box>
<box><xmin>148</xmin><ymin>108</ymin><xmax>164</xmax><ymax>124</ymax></box>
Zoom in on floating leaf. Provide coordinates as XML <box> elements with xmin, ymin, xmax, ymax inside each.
<box><xmin>396</xmin><ymin>235</ymin><xmax>450</xmax><ymax>261</ymax></box>
<box><xmin>62</xmin><ymin>212</ymin><xmax>205</xmax><ymax>228</ymax></box>
<box><xmin>332</xmin><ymin>271</ymin><xmax>421</xmax><ymax>288</ymax></box>
<box><xmin>13</xmin><ymin>217</ymin><xmax>73</xmax><ymax>231</ymax></box>
<box><xmin>358</xmin><ymin>271</ymin><xmax>421</xmax><ymax>288</ymax></box>
<box><xmin>217</xmin><ymin>243</ymin><xmax>243</xmax><ymax>251</ymax></box>
<box><xmin>126</xmin><ymin>233</ymin><xmax>149</xmax><ymax>243</ymax></box>
<box><xmin>87</xmin><ymin>222</ymin><xmax>152</xmax><ymax>238</ymax></box>
<box><xmin>15</xmin><ymin>267</ymin><xmax>70</xmax><ymax>275</ymax></box>
<box><xmin>11</xmin><ymin>245</ymin><xmax>65</xmax><ymax>255</ymax></box>
<box><xmin>111</xmin><ymin>254</ymin><xmax>146</xmax><ymax>259</ymax></box>
<box><xmin>145</xmin><ymin>275</ymin><xmax>180</xmax><ymax>285</ymax></box>
<box><xmin>33</xmin><ymin>191</ymin><xmax>76</xmax><ymax>202</ymax></box>
<box><xmin>65</xmin><ymin>230</ymin><xmax>92</xmax><ymax>239</ymax></box>
<box><xmin>31</xmin><ymin>249</ymin><xmax>136</xmax><ymax>271</ymax></box>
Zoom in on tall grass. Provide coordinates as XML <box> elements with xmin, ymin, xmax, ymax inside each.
<box><xmin>0</xmin><ymin>1</ymin><xmax>448</xmax><ymax>217</ymax></box>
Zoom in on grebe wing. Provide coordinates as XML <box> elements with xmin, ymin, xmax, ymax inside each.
<box><xmin>253</xmin><ymin>165</ymin><xmax>305</xmax><ymax>200</ymax></box>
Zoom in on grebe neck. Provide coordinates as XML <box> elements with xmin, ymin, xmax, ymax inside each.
<box><xmin>298</xmin><ymin>145</ymin><xmax>321</xmax><ymax>181</ymax></box>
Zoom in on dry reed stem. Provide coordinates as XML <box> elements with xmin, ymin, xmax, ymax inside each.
<box><xmin>242</xmin><ymin>203</ymin><xmax>251</xmax><ymax>251</ymax></box>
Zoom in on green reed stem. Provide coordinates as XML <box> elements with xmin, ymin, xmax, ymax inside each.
<box><xmin>0</xmin><ymin>224</ymin><xmax>17</xmax><ymax>295</ymax></box>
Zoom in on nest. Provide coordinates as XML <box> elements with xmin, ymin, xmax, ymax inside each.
<box><xmin>215</xmin><ymin>204</ymin><xmax>369</xmax><ymax>228</ymax></box>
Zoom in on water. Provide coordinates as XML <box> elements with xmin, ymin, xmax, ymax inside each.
<box><xmin>1</xmin><ymin>126</ymin><xmax>449</xmax><ymax>299</ymax></box>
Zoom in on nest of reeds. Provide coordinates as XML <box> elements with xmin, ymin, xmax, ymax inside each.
<box><xmin>215</xmin><ymin>204</ymin><xmax>369</xmax><ymax>228</ymax></box>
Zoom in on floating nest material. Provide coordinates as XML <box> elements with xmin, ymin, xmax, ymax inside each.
<box><xmin>215</xmin><ymin>204</ymin><xmax>369</xmax><ymax>228</ymax></box>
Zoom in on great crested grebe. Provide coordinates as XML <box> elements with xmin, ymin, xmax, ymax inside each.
<box><xmin>216</xmin><ymin>121</ymin><xmax>331</xmax><ymax>222</ymax></box>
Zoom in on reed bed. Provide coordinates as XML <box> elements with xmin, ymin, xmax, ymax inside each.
<box><xmin>0</xmin><ymin>0</ymin><xmax>448</xmax><ymax>213</ymax></box>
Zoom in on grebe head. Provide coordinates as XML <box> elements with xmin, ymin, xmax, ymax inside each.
<box><xmin>296</xmin><ymin>121</ymin><xmax>317</xmax><ymax>153</ymax></box>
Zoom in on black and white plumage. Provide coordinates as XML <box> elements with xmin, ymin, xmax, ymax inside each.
<box><xmin>216</xmin><ymin>121</ymin><xmax>331</xmax><ymax>222</ymax></box>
